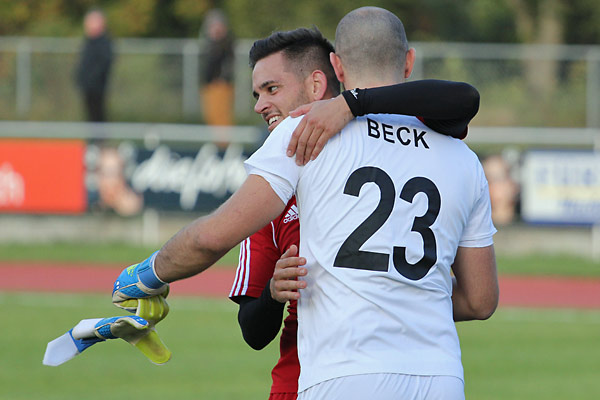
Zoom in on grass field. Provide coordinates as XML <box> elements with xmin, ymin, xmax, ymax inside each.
<box><xmin>1</xmin><ymin>293</ymin><xmax>599</xmax><ymax>400</ymax></box>
<box><xmin>0</xmin><ymin>293</ymin><xmax>277</xmax><ymax>400</ymax></box>
<box><xmin>1</xmin><ymin>243</ymin><xmax>599</xmax><ymax>399</ymax></box>
<box><xmin>0</xmin><ymin>242</ymin><xmax>241</xmax><ymax>268</ymax></box>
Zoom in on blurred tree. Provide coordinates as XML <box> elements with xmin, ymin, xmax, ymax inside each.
<box><xmin>107</xmin><ymin>0</ymin><xmax>157</xmax><ymax>37</ymax></box>
<box><xmin>108</xmin><ymin>0</ymin><xmax>210</xmax><ymax>37</ymax></box>
<box><xmin>226</xmin><ymin>0</ymin><xmax>518</xmax><ymax>43</ymax></box>
<box><xmin>459</xmin><ymin>0</ymin><xmax>519</xmax><ymax>42</ymax></box>
<box><xmin>509</xmin><ymin>0</ymin><xmax>564</xmax><ymax>105</ymax></box>
<box><xmin>173</xmin><ymin>0</ymin><xmax>212</xmax><ymax>36</ymax></box>
<box><xmin>225</xmin><ymin>0</ymin><xmax>363</xmax><ymax>40</ymax></box>
<box><xmin>563</xmin><ymin>0</ymin><xmax>600</xmax><ymax>44</ymax></box>
<box><xmin>0</xmin><ymin>0</ymin><xmax>597</xmax><ymax>46</ymax></box>
<box><xmin>0</xmin><ymin>0</ymin><xmax>88</xmax><ymax>36</ymax></box>
<box><xmin>509</xmin><ymin>0</ymin><xmax>564</xmax><ymax>44</ymax></box>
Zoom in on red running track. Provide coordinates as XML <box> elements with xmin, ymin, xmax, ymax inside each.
<box><xmin>0</xmin><ymin>262</ymin><xmax>234</xmax><ymax>298</ymax></box>
<box><xmin>1</xmin><ymin>262</ymin><xmax>599</xmax><ymax>309</ymax></box>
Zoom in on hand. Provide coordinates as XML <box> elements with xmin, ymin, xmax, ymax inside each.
<box><xmin>287</xmin><ymin>95</ymin><xmax>353</xmax><ymax>165</ymax></box>
<box><xmin>270</xmin><ymin>245</ymin><xmax>307</xmax><ymax>303</ymax></box>
<box><xmin>92</xmin><ymin>315</ymin><xmax>150</xmax><ymax>341</ymax></box>
<box><xmin>43</xmin><ymin>314</ymin><xmax>171</xmax><ymax>366</ymax></box>
<box><xmin>112</xmin><ymin>251</ymin><xmax>169</xmax><ymax>305</ymax></box>
<box><xmin>92</xmin><ymin>315</ymin><xmax>172</xmax><ymax>365</ymax></box>
<box><xmin>115</xmin><ymin>295</ymin><xmax>170</xmax><ymax>325</ymax></box>
<box><xmin>112</xmin><ymin>297</ymin><xmax>172</xmax><ymax>364</ymax></box>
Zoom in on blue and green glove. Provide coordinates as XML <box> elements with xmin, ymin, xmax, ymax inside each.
<box><xmin>112</xmin><ymin>251</ymin><xmax>169</xmax><ymax>310</ymax></box>
<box><xmin>43</xmin><ymin>298</ymin><xmax>172</xmax><ymax>367</ymax></box>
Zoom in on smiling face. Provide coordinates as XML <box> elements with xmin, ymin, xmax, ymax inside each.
<box><xmin>252</xmin><ymin>51</ymin><xmax>312</xmax><ymax>133</ymax></box>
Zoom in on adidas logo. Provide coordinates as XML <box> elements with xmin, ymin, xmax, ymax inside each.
<box><xmin>283</xmin><ymin>205</ymin><xmax>299</xmax><ymax>223</ymax></box>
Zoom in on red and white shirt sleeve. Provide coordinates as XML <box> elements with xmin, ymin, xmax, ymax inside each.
<box><xmin>229</xmin><ymin>197</ymin><xmax>299</xmax><ymax>301</ymax></box>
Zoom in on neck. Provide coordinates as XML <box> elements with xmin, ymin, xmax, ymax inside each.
<box><xmin>344</xmin><ymin>71</ymin><xmax>405</xmax><ymax>90</ymax></box>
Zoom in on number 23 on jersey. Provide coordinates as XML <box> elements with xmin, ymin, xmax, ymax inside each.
<box><xmin>334</xmin><ymin>166</ymin><xmax>441</xmax><ymax>281</ymax></box>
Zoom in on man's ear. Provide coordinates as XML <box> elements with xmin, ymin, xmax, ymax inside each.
<box><xmin>404</xmin><ymin>48</ymin><xmax>416</xmax><ymax>79</ymax></box>
<box><xmin>330</xmin><ymin>52</ymin><xmax>345</xmax><ymax>83</ymax></box>
<box><xmin>308</xmin><ymin>70</ymin><xmax>329</xmax><ymax>101</ymax></box>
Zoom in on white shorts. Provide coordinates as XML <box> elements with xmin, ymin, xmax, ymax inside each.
<box><xmin>297</xmin><ymin>373</ymin><xmax>464</xmax><ymax>400</ymax></box>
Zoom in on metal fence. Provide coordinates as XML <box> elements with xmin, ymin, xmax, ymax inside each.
<box><xmin>2</xmin><ymin>37</ymin><xmax>600</xmax><ymax>258</ymax></box>
<box><xmin>1</xmin><ymin>36</ymin><xmax>599</xmax><ymax>128</ymax></box>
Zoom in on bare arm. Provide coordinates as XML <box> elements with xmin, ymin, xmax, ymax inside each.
<box><xmin>287</xmin><ymin>96</ymin><xmax>353</xmax><ymax>165</ymax></box>
<box><xmin>451</xmin><ymin>245</ymin><xmax>499</xmax><ymax>322</ymax></box>
<box><xmin>154</xmin><ymin>175</ymin><xmax>286</xmax><ymax>282</ymax></box>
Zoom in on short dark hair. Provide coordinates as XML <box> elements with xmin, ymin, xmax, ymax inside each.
<box><xmin>249</xmin><ymin>27</ymin><xmax>339</xmax><ymax>95</ymax></box>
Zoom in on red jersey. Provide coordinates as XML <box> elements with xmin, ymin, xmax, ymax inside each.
<box><xmin>229</xmin><ymin>197</ymin><xmax>299</xmax><ymax>396</ymax></box>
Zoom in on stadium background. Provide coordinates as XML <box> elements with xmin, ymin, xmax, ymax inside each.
<box><xmin>1</xmin><ymin>1</ymin><xmax>599</xmax><ymax>399</ymax></box>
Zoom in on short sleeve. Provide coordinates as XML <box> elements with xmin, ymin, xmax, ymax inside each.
<box><xmin>229</xmin><ymin>223</ymin><xmax>279</xmax><ymax>301</ymax></box>
<box><xmin>244</xmin><ymin>116</ymin><xmax>303</xmax><ymax>204</ymax></box>
<box><xmin>459</xmin><ymin>169</ymin><xmax>497</xmax><ymax>247</ymax></box>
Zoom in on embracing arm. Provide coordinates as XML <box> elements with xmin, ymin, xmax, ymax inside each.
<box><xmin>288</xmin><ymin>79</ymin><xmax>480</xmax><ymax>164</ymax></box>
<box><xmin>451</xmin><ymin>245</ymin><xmax>499</xmax><ymax>322</ymax></box>
<box><xmin>342</xmin><ymin>79</ymin><xmax>480</xmax><ymax>139</ymax></box>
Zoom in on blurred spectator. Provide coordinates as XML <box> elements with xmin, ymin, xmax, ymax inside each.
<box><xmin>95</xmin><ymin>146</ymin><xmax>143</xmax><ymax>216</ymax></box>
<box><xmin>200</xmin><ymin>9</ymin><xmax>235</xmax><ymax>126</ymax></box>
<box><xmin>75</xmin><ymin>9</ymin><xmax>114</xmax><ymax>122</ymax></box>
<box><xmin>483</xmin><ymin>154</ymin><xmax>520</xmax><ymax>225</ymax></box>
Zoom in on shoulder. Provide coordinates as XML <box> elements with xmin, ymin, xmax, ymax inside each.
<box><xmin>251</xmin><ymin>116</ymin><xmax>303</xmax><ymax>164</ymax></box>
<box><xmin>274</xmin><ymin>116</ymin><xmax>302</xmax><ymax>136</ymax></box>
<box><xmin>260</xmin><ymin>116</ymin><xmax>301</xmax><ymax>147</ymax></box>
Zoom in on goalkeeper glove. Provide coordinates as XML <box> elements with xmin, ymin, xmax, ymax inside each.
<box><xmin>93</xmin><ymin>315</ymin><xmax>172</xmax><ymax>365</ymax></box>
<box><xmin>116</xmin><ymin>293</ymin><xmax>170</xmax><ymax>325</ymax></box>
<box><xmin>112</xmin><ymin>251</ymin><xmax>169</xmax><ymax>306</ymax></box>
<box><xmin>43</xmin><ymin>305</ymin><xmax>171</xmax><ymax>366</ymax></box>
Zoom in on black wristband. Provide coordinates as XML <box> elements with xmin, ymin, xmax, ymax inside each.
<box><xmin>341</xmin><ymin>89</ymin><xmax>362</xmax><ymax>117</ymax></box>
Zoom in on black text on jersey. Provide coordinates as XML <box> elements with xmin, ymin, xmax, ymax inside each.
<box><xmin>367</xmin><ymin>117</ymin><xmax>429</xmax><ymax>149</ymax></box>
<box><xmin>334</xmin><ymin>167</ymin><xmax>440</xmax><ymax>281</ymax></box>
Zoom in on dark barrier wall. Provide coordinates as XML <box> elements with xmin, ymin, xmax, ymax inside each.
<box><xmin>85</xmin><ymin>142</ymin><xmax>250</xmax><ymax>215</ymax></box>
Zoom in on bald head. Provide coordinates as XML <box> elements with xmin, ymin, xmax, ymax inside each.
<box><xmin>335</xmin><ymin>7</ymin><xmax>410</xmax><ymax>86</ymax></box>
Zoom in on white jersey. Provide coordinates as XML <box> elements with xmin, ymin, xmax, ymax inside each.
<box><xmin>245</xmin><ymin>114</ymin><xmax>496</xmax><ymax>392</ymax></box>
